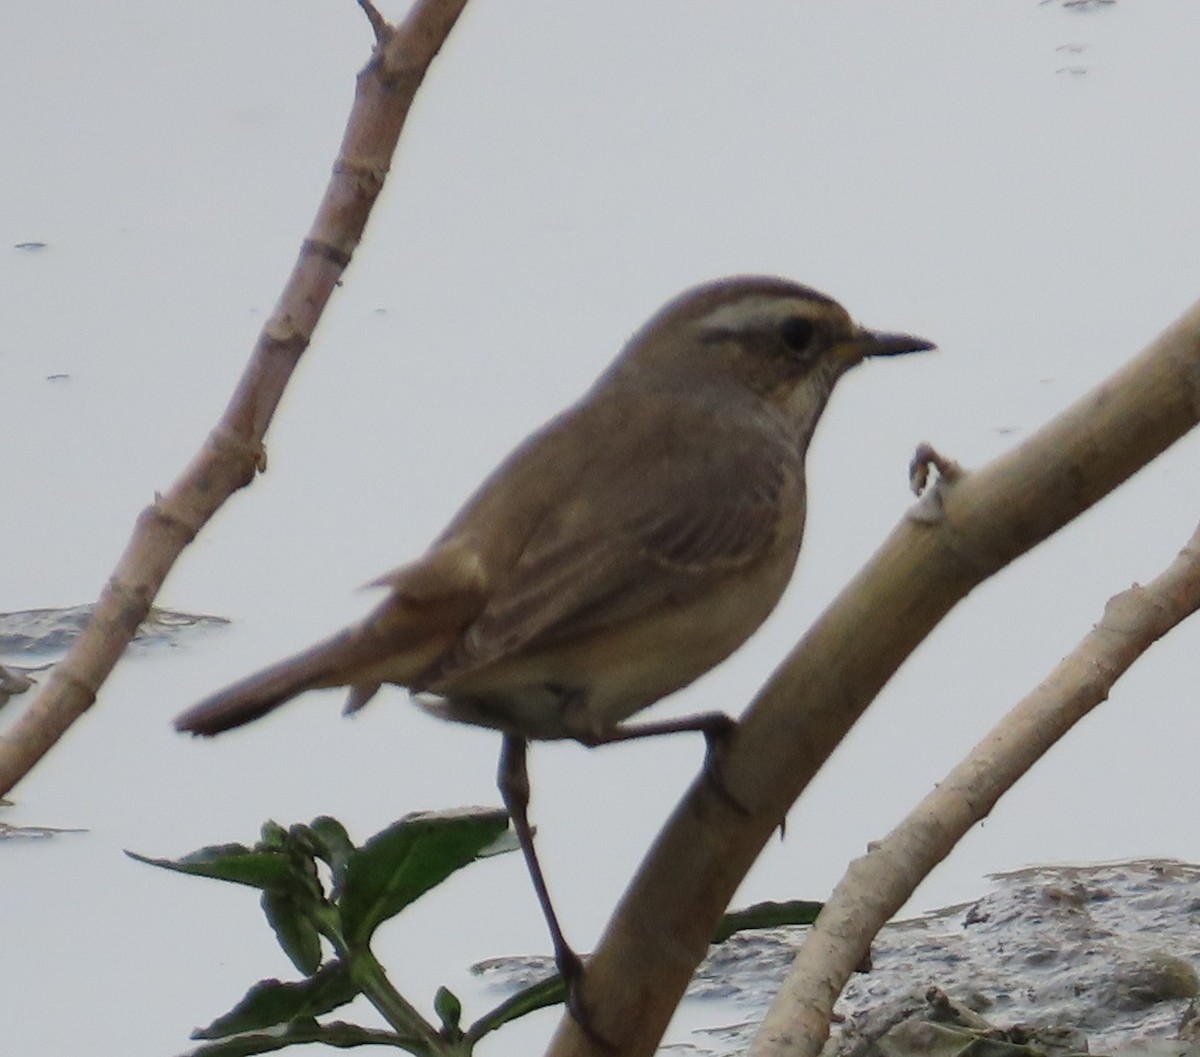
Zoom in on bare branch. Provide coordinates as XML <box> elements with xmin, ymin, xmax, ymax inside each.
<box><xmin>544</xmin><ymin>297</ymin><xmax>1200</xmax><ymax>1056</ymax></box>
<box><xmin>749</xmin><ymin>520</ymin><xmax>1200</xmax><ymax>1057</ymax></box>
<box><xmin>0</xmin><ymin>0</ymin><xmax>471</xmax><ymax>798</ymax></box>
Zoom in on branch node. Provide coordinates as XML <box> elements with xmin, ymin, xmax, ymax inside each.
<box><xmin>49</xmin><ymin>663</ymin><xmax>99</xmax><ymax>707</ymax></box>
<box><xmin>208</xmin><ymin>426</ymin><xmax>268</xmax><ymax>475</ymax></box>
<box><xmin>909</xmin><ymin>442</ymin><xmax>964</xmax><ymax>496</ymax></box>
<box><xmin>302</xmin><ymin>236</ymin><xmax>355</xmax><ymax>268</ymax></box>
<box><xmin>906</xmin><ymin>443</ymin><xmax>966</xmax><ymax>526</ymax></box>
<box><xmin>105</xmin><ymin>573</ymin><xmax>154</xmax><ymax>617</ymax></box>
<box><xmin>148</xmin><ymin>493</ymin><xmax>205</xmax><ymax>541</ymax></box>
<box><xmin>333</xmin><ymin>156</ymin><xmax>391</xmax><ymax>192</ymax></box>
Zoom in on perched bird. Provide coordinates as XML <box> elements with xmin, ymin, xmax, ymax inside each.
<box><xmin>176</xmin><ymin>275</ymin><xmax>933</xmax><ymax>1022</ymax></box>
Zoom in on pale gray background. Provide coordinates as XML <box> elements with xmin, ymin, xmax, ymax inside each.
<box><xmin>3</xmin><ymin>2</ymin><xmax>1200</xmax><ymax>1054</ymax></box>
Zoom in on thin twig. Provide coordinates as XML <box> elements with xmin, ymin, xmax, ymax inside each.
<box><xmin>357</xmin><ymin>0</ymin><xmax>390</xmax><ymax>44</ymax></box>
<box><xmin>0</xmin><ymin>0</ymin><xmax>471</xmax><ymax>798</ymax></box>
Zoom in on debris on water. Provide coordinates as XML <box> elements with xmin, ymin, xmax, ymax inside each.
<box><xmin>474</xmin><ymin>860</ymin><xmax>1200</xmax><ymax>1056</ymax></box>
<box><xmin>0</xmin><ymin>604</ymin><xmax>230</xmax><ymax>664</ymax></box>
<box><xmin>0</xmin><ymin>820</ymin><xmax>87</xmax><ymax>841</ymax></box>
<box><xmin>0</xmin><ymin>664</ymin><xmax>34</xmax><ymax>708</ymax></box>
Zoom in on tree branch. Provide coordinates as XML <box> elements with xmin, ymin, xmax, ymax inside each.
<box><xmin>749</xmin><ymin>519</ymin><xmax>1200</xmax><ymax>1057</ymax></box>
<box><xmin>544</xmin><ymin>296</ymin><xmax>1200</xmax><ymax>1056</ymax></box>
<box><xmin>0</xmin><ymin>0</ymin><xmax>472</xmax><ymax>798</ymax></box>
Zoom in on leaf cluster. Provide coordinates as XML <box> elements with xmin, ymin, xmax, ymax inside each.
<box><xmin>131</xmin><ymin>808</ymin><xmax>547</xmax><ymax>1056</ymax></box>
<box><xmin>132</xmin><ymin>809</ymin><xmax>821</xmax><ymax>1056</ymax></box>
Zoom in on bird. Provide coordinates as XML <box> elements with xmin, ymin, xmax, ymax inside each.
<box><xmin>176</xmin><ymin>275</ymin><xmax>933</xmax><ymax>1027</ymax></box>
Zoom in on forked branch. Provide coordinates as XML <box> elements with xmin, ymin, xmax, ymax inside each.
<box><xmin>749</xmin><ymin>520</ymin><xmax>1200</xmax><ymax>1057</ymax></box>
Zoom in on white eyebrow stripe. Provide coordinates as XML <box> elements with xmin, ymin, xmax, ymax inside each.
<box><xmin>694</xmin><ymin>296</ymin><xmax>793</xmax><ymax>332</ymax></box>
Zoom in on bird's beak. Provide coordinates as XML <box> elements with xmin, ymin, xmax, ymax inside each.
<box><xmin>854</xmin><ymin>328</ymin><xmax>937</xmax><ymax>361</ymax></box>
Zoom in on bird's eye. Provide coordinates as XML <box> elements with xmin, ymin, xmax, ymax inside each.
<box><xmin>779</xmin><ymin>316</ymin><xmax>816</xmax><ymax>355</ymax></box>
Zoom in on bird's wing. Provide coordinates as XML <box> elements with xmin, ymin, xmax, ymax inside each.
<box><xmin>425</xmin><ymin>418</ymin><xmax>798</xmax><ymax>684</ymax></box>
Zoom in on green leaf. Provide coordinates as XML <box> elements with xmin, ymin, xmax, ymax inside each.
<box><xmin>193</xmin><ymin>961</ymin><xmax>359</xmax><ymax>1039</ymax></box>
<box><xmin>465</xmin><ymin>974</ymin><xmax>565</xmax><ymax>1041</ymax></box>
<box><xmin>340</xmin><ymin>808</ymin><xmax>508</xmax><ymax>946</ymax></box>
<box><xmin>476</xmin><ymin>827</ymin><xmax>522</xmax><ymax>858</ymax></box>
<box><xmin>306</xmin><ymin>816</ymin><xmax>356</xmax><ymax>896</ymax></box>
<box><xmin>127</xmin><ymin>845</ymin><xmax>293</xmax><ymax>891</ymax></box>
<box><xmin>278</xmin><ymin>827</ymin><xmax>325</xmax><ymax>898</ymax></box>
<box><xmin>261</xmin><ymin>890</ymin><xmax>323</xmax><ymax>976</ymax></box>
<box><xmin>259</xmin><ymin>820</ymin><xmax>288</xmax><ymax>850</ymax></box>
<box><xmin>181</xmin><ymin>1019</ymin><xmax>417</xmax><ymax>1055</ymax></box>
<box><xmin>433</xmin><ymin>986</ymin><xmax>462</xmax><ymax>1035</ymax></box>
<box><xmin>711</xmin><ymin>898</ymin><xmax>824</xmax><ymax>943</ymax></box>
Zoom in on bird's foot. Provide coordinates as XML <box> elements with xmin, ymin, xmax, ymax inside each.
<box><xmin>698</xmin><ymin>715</ymin><xmax>751</xmax><ymax>816</ymax></box>
<box><xmin>556</xmin><ymin>946</ymin><xmax>616</xmax><ymax>1051</ymax></box>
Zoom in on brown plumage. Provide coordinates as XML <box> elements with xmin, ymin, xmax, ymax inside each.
<box><xmin>175</xmin><ymin>275</ymin><xmax>933</xmax><ymax>1027</ymax></box>
<box><xmin>178</xmin><ymin>276</ymin><xmax>930</xmax><ymax>740</ymax></box>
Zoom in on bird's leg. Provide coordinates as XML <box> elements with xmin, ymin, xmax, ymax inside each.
<box><xmin>580</xmin><ymin>710</ymin><xmax>733</xmax><ymax>755</ymax></box>
<box><xmin>577</xmin><ymin>712</ymin><xmax>749</xmax><ymax>814</ymax></box>
<box><xmin>497</xmin><ymin>735</ymin><xmax>611</xmax><ymax>1047</ymax></box>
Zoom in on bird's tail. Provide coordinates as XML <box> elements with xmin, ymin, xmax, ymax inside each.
<box><xmin>174</xmin><ymin>621</ymin><xmax>416</xmax><ymax>737</ymax></box>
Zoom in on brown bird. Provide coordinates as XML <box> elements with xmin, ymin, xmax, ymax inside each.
<box><xmin>176</xmin><ymin>275</ymin><xmax>932</xmax><ymax>1022</ymax></box>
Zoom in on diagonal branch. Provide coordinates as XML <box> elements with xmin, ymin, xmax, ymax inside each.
<box><xmin>543</xmin><ymin>297</ymin><xmax>1200</xmax><ymax>1056</ymax></box>
<box><xmin>0</xmin><ymin>0</ymin><xmax>472</xmax><ymax>798</ymax></box>
<box><xmin>749</xmin><ymin>519</ymin><xmax>1200</xmax><ymax>1057</ymax></box>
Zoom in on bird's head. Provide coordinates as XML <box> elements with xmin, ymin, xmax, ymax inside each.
<box><xmin>610</xmin><ymin>276</ymin><xmax>934</xmax><ymax>436</ymax></box>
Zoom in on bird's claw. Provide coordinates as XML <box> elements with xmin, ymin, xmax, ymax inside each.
<box><xmin>557</xmin><ymin>948</ymin><xmax>616</xmax><ymax>1051</ymax></box>
<box><xmin>700</xmin><ymin>716</ymin><xmax>751</xmax><ymax>816</ymax></box>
